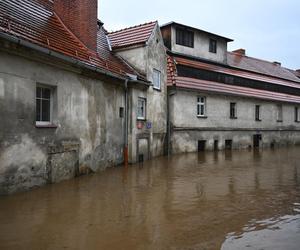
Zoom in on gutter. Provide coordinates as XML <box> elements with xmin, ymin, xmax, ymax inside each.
<box><xmin>0</xmin><ymin>32</ymin><xmax>150</xmax><ymax>86</ymax></box>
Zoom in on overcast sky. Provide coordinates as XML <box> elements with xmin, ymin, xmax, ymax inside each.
<box><xmin>99</xmin><ymin>0</ymin><xmax>300</xmax><ymax>70</ymax></box>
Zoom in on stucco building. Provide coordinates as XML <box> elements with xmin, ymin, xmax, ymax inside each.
<box><xmin>161</xmin><ymin>22</ymin><xmax>300</xmax><ymax>154</ymax></box>
<box><xmin>0</xmin><ymin>0</ymin><xmax>167</xmax><ymax>194</ymax></box>
<box><xmin>1</xmin><ymin>0</ymin><xmax>300</xmax><ymax>195</ymax></box>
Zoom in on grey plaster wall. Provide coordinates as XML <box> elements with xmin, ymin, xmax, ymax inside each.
<box><xmin>171</xmin><ymin>90</ymin><xmax>300</xmax><ymax>129</ymax></box>
<box><xmin>116</xmin><ymin>24</ymin><xmax>168</xmax><ymax>163</ymax></box>
<box><xmin>170</xmin><ymin>89</ymin><xmax>300</xmax><ymax>154</ymax></box>
<box><xmin>0</xmin><ymin>49</ymin><xmax>125</xmax><ymax>194</ymax></box>
<box><xmin>170</xmin><ymin>26</ymin><xmax>228</xmax><ymax>64</ymax></box>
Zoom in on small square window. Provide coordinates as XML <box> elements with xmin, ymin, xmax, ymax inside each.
<box><xmin>255</xmin><ymin>105</ymin><xmax>261</xmax><ymax>121</ymax></box>
<box><xmin>176</xmin><ymin>27</ymin><xmax>194</xmax><ymax>48</ymax></box>
<box><xmin>197</xmin><ymin>96</ymin><xmax>206</xmax><ymax>117</ymax></box>
<box><xmin>230</xmin><ymin>102</ymin><xmax>237</xmax><ymax>119</ymax></box>
<box><xmin>209</xmin><ymin>39</ymin><xmax>217</xmax><ymax>53</ymax></box>
<box><xmin>137</xmin><ymin>97</ymin><xmax>146</xmax><ymax>120</ymax></box>
<box><xmin>153</xmin><ymin>69</ymin><xmax>161</xmax><ymax>90</ymax></box>
<box><xmin>36</xmin><ymin>85</ymin><xmax>53</xmax><ymax>126</ymax></box>
<box><xmin>119</xmin><ymin>107</ymin><xmax>124</xmax><ymax>118</ymax></box>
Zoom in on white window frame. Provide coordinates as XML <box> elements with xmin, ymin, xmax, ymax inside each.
<box><xmin>153</xmin><ymin>69</ymin><xmax>161</xmax><ymax>90</ymax></box>
<box><xmin>137</xmin><ymin>97</ymin><xmax>146</xmax><ymax>120</ymax></box>
<box><xmin>197</xmin><ymin>96</ymin><xmax>206</xmax><ymax>117</ymax></box>
<box><xmin>277</xmin><ymin>104</ymin><xmax>283</xmax><ymax>121</ymax></box>
<box><xmin>36</xmin><ymin>84</ymin><xmax>53</xmax><ymax>126</ymax></box>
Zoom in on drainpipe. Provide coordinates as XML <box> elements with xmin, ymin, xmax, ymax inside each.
<box><xmin>124</xmin><ymin>79</ymin><xmax>129</xmax><ymax>166</ymax></box>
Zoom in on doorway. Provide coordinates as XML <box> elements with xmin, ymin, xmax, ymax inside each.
<box><xmin>198</xmin><ymin>140</ymin><xmax>206</xmax><ymax>152</ymax></box>
<box><xmin>253</xmin><ymin>134</ymin><xmax>262</xmax><ymax>148</ymax></box>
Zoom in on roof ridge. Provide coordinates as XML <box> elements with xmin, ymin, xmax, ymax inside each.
<box><xmin>108</xmin><ymin>21</ymin><xmax>157</xmax><ymax>34</ymax></box>
<box><xmin>228</xmin><ymin>51</ymin><xmax>284</xmax><ymax>67</ymax></box>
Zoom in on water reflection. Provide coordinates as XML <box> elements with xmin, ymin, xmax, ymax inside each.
<box><xmin>0</xmin><ymin>147</ymin><xmax>300</xmax><ymax>250</ymax></box>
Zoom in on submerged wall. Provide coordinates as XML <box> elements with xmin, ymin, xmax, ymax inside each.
<box><xmin>0</xmin><ymin>48</ymin><xmax>126</xmax><ymax>194</ymax></box>
<box><xmin>170</xmin><ymin>89</ymin><xmax>300</xmax><ymax>153</ymax></box>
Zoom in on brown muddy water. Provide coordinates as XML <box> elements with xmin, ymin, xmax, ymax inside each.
<box><xmin>0</xmin><ymin>148</ymin><xmax>300</xmax><ymax>250</ymax></box>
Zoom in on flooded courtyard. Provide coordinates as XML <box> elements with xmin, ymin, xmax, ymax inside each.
<box><xmin>0</xmin><ymin>147</ymin><xmax>300</xmax><ymax>250</ymax></box>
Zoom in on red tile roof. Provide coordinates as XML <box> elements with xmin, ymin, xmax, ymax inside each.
<box><xmin>227</xmin><ymin>52</ymin><xmax>300</xmax><ymax>83</ymax></box>
<box><xmin>0</xmin><ymin>0</ymin><xmax>145</xmax><ymax>80</ymax></box>
<box><xmin>108</xmin><ymin>21</ymin><xmax>157</xmax><ymax>50</ymax></box>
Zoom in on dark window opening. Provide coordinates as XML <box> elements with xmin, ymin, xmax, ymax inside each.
<box><xmin>225</xmin><ymin>140</ymin><xmax>233</xmax><ymax>150</ymax></box>
<box><xmin>176</xmin><ymin>27</ymin><xmax>194</xmax><ymax>48</ymax></box>
<box><xmin>119</xmin><ymin>107</ymin><xmax>124</xmax><ymax>118</ymax></box>
<box><xmin>214</xmin><ymin>140</ymin><xmax>219</xmax><ymax>151</ymax></box>
<box><xmin>230</xmin><ymin>103</ymin><xmax>237</xmax><ymax>119</ymax></box>
<box><xmin>253</xmin><ymin>134</ymin><xmax>262</xmax><ymax>148</ymax></box>
<box><xmin>176</xmin><ymin>65</ymin><xmax>300</xmax><ymax>97</ymax></box>
<box><xmin>198</xmin><ymin>140</ymin><xmax>206</xmax><ymax>152</ymax></box>
<box><xmin>209</xmin><ymin>39</ymin><xmax>217</xmax><ymax>53</ymax></box>
<box><xmin>255</xmin><ymin>105</ymin><xmax>261</xmax><ymax>121</ymax></box>
<box><xmin>138</xmin><ymin>154</ymin><xmax>144</xmax><ymax>163</ymax></box>
<box><xmin>295</xmin><ymin>107</ymin><xmax>299</xmax><ymax>122</ymax></box>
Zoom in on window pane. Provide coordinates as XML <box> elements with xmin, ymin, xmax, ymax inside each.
<box><xmin>36</xmin><ymin>87</ymin><xmax>42</xmax><ymax>98</ymax></box>
<box><xmin>200</xmin><ymin>105</ymin><xmax>204</xmax><ymax>115</ymax></box>
<box><xmin>42</xmin><ymin>88</ymin><xmax>51</xmax><ymax>99</ymax></box>
<box><xmin>153</xmin><ymin>70</ymin><xmax>161</xmax><ymax>89</ymax></box>
<box><xmin>42</xmin><ymin>99</ymin><xmax>50</xmax><ymax>121</ymax></box>
<box><xmin>36</xmin><ymin>99</ymin><xmax>41</xmax><ymax>121</ymax></box>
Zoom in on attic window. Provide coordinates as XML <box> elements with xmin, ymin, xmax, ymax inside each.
<box><xmin>209</xmin><ymin>39</ymin><xmax>217</xmax><ymax>53</ymax></box>
<box><xmin>176</xmin><ymin>27</ymin><xmax>194</xmax><ymax>48</ymax></box>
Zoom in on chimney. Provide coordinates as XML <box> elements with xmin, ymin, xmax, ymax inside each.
<box><xmin>54</xmin><ymin>0</ymin><xmax>98</xmax><ymax>51</ymax></box>
<box><xmin>273</xmin><ymin>61</ymin><xmax>281</xmax><ymax>66</ymax></box>
<box><xmin>232</xmin><ymin>48</ymin><xmax>246</xmax><ymax>56</ymax></box>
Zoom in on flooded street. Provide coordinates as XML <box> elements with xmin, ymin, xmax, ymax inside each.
<box><xmin>0</xmin><ymin>147</ymin><xmax>300</xmax><ymax>250</ymax></box>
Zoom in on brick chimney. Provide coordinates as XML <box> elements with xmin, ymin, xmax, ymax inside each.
<box><xmin>54</xmin><ymin>0</ymin><xmax>98</xmax><ymax>51</ymax></box>
<box><xmin>232</xmin><ymin>49</ymin><xmax>246</xmax><ymax>56</ymax></box>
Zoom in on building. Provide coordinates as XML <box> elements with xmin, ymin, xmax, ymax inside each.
<box><xmin>0</xmin><ymin>0</ymin><xmax>167</xmax><ymax>194</ymax></box>
<box><xmin>1</xmin><ymin>1</ymin><xmax>300</xmax><ymax>195</ymax></box>
<box><xmin>161</xmin><ymin>22</ymin><xmax>300</xmax><ymax>154</ymax></box>
<box><xmin>107</xmin><ymin>22</ymin><xmax>167</xmax><ymax>163</ymax></box>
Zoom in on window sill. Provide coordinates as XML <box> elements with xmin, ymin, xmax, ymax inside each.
<box><xmin>197</xmin><ymin>116</ymin><xmax>208</xmax><ymax>119</ymax></box>
<box><xmin>153</xmin><ymin>87</ymin><xmax>161</xmax><ymax>92</ymax></box>
<box><xmin>295</xmin><ymin>120</ymin><xmax>300</xmax><ymax>123</ymax></box>
<box><xmin>277</xmin><ymin>120</ymin><xmax>283</xmax><ymax>123</ymax></box>
<box><xmin>230</xmin><ymin>117</ymin><xmax>238</xmax><ymax>120</ymax></box>
<box><xmin>35</xmin><ymin>124</ymin><xmax>58</xmax><ymax>129</ymax></box>
<box><xmin>255</xmin><ymin>119</ymin><xmax>262</xmax><ymax>122</ymax></box>
<box><xmin>137</xmin><ymin>118</ymin><xmax>146</xmax><ymax>122</ymax></box>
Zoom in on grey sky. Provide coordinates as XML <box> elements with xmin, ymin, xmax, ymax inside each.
<box><xmin>99</xmin><ymin>0</ymin><xmax>300</xmax><ymax>70</ymax></box>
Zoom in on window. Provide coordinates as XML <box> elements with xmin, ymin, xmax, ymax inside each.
<box><xmin>153</xmin><ymin>69</ymin><xmax>161</xmax><ymax>90</ymax></box>
<box><xmin>230</xmin><ymin>102</ymin><xmax>237</xmax><ymax>119</ymax></box>
<box><xmin>209</xmin><ymin>39</ymin><xmax>217</xmax><ymax>53</ymax></box>
<box><xmin>36</xmin><ymin>85</ymin><xmax>52</xmax><ymax>125</ymax></box>
<box><xmin>137</xmin><ymin>97</ymin><xmax>146</xmax><ymax>120</ymax></box>
<box><xmin>295</xmin><ymin>107</ymin><xmax>300</xmax><ymax>122</ymax></box>
<box><xmin>176</xmin><ymin>27</ymin><xmax>194</xmax><ymax>48</ymax></box>
<box><xmin>197</xmin><ymin>96</ymin><xmax>206</xmax><ymax>117</ymax></box>
<box><xmin>119</xmin><ymin>107</ymin><xmax>124</xmax><ymax>118</ymax></box>
<box><xmin>277</xmin><ymin>104</ymin><xmax>283</xmax><ymax>122</ymax></box>
<box><xmin>255</xmin><ymin>105</ymin><xmax>261</xmax><ymax>121</ymax></box>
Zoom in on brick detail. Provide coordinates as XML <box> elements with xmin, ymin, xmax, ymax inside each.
<box><xmin>54</xmin><ymin>0</ymin><xmax>97</xmax><ymax>51</ymax></box>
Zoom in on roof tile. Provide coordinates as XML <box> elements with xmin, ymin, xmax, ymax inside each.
<box><xmin>108</xmin><ymin>21</ymin><xmax>157</xmax><ymax>49</ymax></box>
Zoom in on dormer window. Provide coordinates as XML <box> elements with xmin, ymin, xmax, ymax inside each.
<box><xmin>209</xmin><ymin>39</ymin><xmax>217</xmax><ymax>53</ymax></box>
<box><xmin>176</xmin><ymin>27</ymin><xmax>194</xmax><ymax>48</ymax></box>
